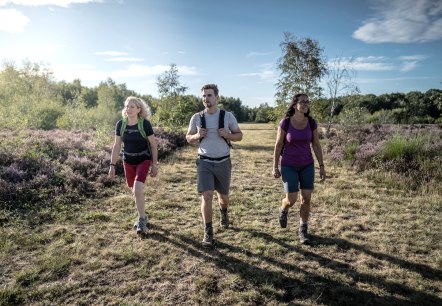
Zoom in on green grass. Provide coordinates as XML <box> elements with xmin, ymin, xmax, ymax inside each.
<box><xmin>0</xmin><ymin>123</ymin><xmax>441</xmax><ymax>305</ymax></box>
<box><xmin>382</xmin><ymin>134</ymin><xmax>429</xmax><ymax>160</ymax></box>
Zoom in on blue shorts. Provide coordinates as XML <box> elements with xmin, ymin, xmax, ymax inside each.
<box><xmin>281</xmin><ymin>163</ymin><xmax>314</xmax><ymax>193</ymax></box>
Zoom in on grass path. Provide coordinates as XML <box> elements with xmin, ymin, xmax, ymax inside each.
<box><xmin>1</xmin><ymin>123</ymin><xmax>441</xmax><ymax>305</ymax></box>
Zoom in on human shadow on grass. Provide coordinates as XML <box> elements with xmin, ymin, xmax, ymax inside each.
<box><xmin>238</xmin><ymin>228</ymin><xmax>442</xmax><ymax>305</ymax></box>
<box><xmin>147</xmin><ymin>224</ymin><xmax>440</xmax><ymax>305</ymax></box>
<box><xmin>311</xmin><ymin>234</ymin><xmax>442</xmax><ymax>281</ymax></box>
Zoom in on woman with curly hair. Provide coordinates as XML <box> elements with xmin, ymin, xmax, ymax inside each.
<box><xmin>109</xmin><ymin>96</ymin><xmax>158</xmax><ymax>235</ymax></box>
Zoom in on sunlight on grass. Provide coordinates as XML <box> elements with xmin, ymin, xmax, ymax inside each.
<box><xmin>1</xmin><ymin>123</ymin><xmax>441</xmax><ymax>305</ymax></box>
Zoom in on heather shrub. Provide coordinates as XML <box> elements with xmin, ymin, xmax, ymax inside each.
<box><xmin>325</xmin><ymin>124</ymin><xmax>442</xmax><ymax>191</ymax></box>
<box><xmin>0</xmin><ymin>128</ymin><xmax>186</xmax><ymax>220</ymax></box>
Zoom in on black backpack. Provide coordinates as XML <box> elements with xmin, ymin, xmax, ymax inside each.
<box><xmin>281</xmin><ymin>116</ymin><xmax>316</xmax><ymax>155</ymax></box>
<box><xmin>199</xmin><ymin>109</ymin><xmax>232</xmax><ymax>147</ymax></box>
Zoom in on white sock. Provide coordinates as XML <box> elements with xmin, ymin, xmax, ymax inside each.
<box><xmin>300</xmin><ymin>220</ymin><xmax>308</xmax><ymax>226</ymax></box>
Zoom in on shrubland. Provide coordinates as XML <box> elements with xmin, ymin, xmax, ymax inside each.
<box><xmin>0</xmin><ymin>128</ymin><xmax>186</xmax><ymax>226</ymax></box>
<box><xmin>324</xmin><ymin>124</ymin><xmax>442</xmax><ymax>192</ymax></box>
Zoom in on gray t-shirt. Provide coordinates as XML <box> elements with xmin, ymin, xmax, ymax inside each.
<box><xmin>188</xmin><ymin>108</ymin><xmax>239</xmax><ymax>158</ymax></box>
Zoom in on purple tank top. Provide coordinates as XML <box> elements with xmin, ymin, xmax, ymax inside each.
<box><xmin>279</xmin><ymin>117</ymin><xmax>316</xmax><ymax>167</ymax></box>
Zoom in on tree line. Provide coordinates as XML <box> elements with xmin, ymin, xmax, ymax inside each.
<box><xmin>0</xmin><ymin>61</ymin><xmax>261</xmax><ymax>131</ymax></box>
<box><xmin>1</xmin><ymin>32</ymin><xmax>441</xmax><ymax>132</ymax></box>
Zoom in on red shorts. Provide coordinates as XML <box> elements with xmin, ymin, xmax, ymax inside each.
<box><xmin>123</xmin><ymin>160</ymin><xmax>151</xmax><ymax>188</ymax></box>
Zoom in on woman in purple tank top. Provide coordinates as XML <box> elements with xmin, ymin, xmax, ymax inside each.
<box><xmin>272</xmin><ymin>93</ymin><xmax>326</xmax><ymax>244</ymax></box>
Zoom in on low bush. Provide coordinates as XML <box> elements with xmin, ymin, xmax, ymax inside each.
<box><xmin>0</xmin><ymin>128</ymin><xmax>186</xmax><ymax>219</ymax></box>
<box><xmin>325</xmin><ymin>124</ymin><xmax>442</xmax><ymax>191</ymax></box>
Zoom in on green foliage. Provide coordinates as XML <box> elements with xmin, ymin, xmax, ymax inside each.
<box><xmin>219</xmin><ymin>96</ymin><xmax>251</xmax><ymax>122</ymax></box>
<box><xmin>0</xmin><ymin>61</ymin><xmax>64</xmax><ymax>130</ymax></box>
<box><xmin>0</xmin><ymin>287</ymin><xmax>24</xmax><ymax>306</ymax></box>
<box><xmin>275</xmin><ymin>32</ymin><xmax>327</xmax><ymax>113</ymax></box>
<box><xmin>367</xmin><ymin>109</ymin><xmax>397</xmax><ymax>124</ymax></box>
<box><xmin>156</xmin><ymin>64</ymin><xmax>188</xmax><ymax>98</ymax></box>
<box><xmin>338</xmin><ymin>106</ymin><xmax>370</xmax><ymax>124</ymax></box>
<box><xmin>153</xmin><ymin>64</ymin><xmax>197</xmax><ymax>128</ymax></box>
<box><xmin>344</xmin><ymin>141</ymin><xmax>359</xmax><ymax>161</ymax></box>
<box><xmin>1</xmin><ymin>60</ymin><xmax>439</xmax><ymax>130</ymax></box>
<box><xmin>254</xmin><ymin>103</ymin><xmax>275</xmax><ymax>123</ymax></box>
<box><xmin>0</xmin><ymin>62</ymin><xmax>131</xmax><ymax>131</ymax></box>
<box><xmin>152</xmin><ymin>95</ymin><xmax>201</xmax><ymax>128</ymax></box>
<box><xmin>381</xmin><ymin>135</ymin><xmax>428</xmax><ymax>161</ymax></box>
<box><xmin>309</xmin><ymin>98</ymin><xmax>330</xmax><ymax>122</ymax></box>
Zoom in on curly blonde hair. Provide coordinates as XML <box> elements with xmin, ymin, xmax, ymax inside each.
<box><xmin>121</xmin><ymin>96</ymin><xmax>151</xmax><ymax>120</ymax></box>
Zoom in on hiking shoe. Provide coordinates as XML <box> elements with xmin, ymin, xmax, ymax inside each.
<box><xmin>202</xmin><ymin>226</ymin><xmax>214</xmax><ymax>248</ymax></box>
<box><xmin>136</xmin><ymin>216</ymin><xmax>147</xmax><ymax>234</ymax></box>
<box><xmin>299</xmin><ymin>224</ymin><xmax>310</xmax><ymax>244</ymax></box>
<box><xmin>220</xmin><ymin>209</ymin><xmax>229</xmax><ymax>229</ymax></box>
<box><xmin>133</xmin><ymin>216</ymin><xmax>148</xmax><ymax>229</ymax></box>
<box><xmin>279</xmin><ymin>208</ymin><xmax>288</xmax><ymax>228</ymax></box>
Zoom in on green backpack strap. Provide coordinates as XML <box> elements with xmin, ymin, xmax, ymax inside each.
<box><xmin>120</xmin><ymin>118</ymin><xmax>146</xmax><ymax>138</ymax></box>
<box><xmin>137</xmin><ymin>118</ymin><xmax>146</xmax><ymax>138</ymax></box>
<box><xmin>120</xmin><ymin>118</ymin><xmax>128</xmax><ymax>137</ymax></box>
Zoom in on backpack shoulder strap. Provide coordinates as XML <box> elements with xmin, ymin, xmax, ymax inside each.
<box><xmin>199</xmin><ymin>111</ymin><xmax>206</xmax><ymax>129</ymax></box>
<box><xmin>198</xmin><ymin>111</ymin><xmax>205</xmax><ymax>142</ymax></box>
<box><xmin>120</xmin><ymin>118</ymin><xmax>128</xmax><ymax>137</ymax></box>
<box><xmin>219</xmin><ymin>109</ymin><xmax>231</xmax><ymax>148</ymax></box>
<box><xmin>137</xmin><ymin>118</ymin><xmax>146</xmax><ymax>138</ymax></box>
<box><xmin>219</xmin><ymin>109</ymin><xmax>225</xmax><ymax>129</ymax></box>
<box><xmin>280</xmin><ymin>117</ymin><xmax>290</xmax><ymax>156</ymax></box>
<box><xmin>307</xmin><ymin>116</ymin><xmax>315</xmax><ymax>131</ymax></box>
<box><xmin>283</xmin><ymin>117</ymin><xmax>290</xmax><ymax>133</ymax></box>
<box><xmin>307</xmin><ymin>116</ymin><xmax>316</xmax><ymax>142</ymax></box>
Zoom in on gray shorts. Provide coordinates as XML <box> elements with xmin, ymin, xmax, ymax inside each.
<box><xmin>196</xmin><ymin>158</ymin><xmax>231</xmax><ymax>194</ymax></box>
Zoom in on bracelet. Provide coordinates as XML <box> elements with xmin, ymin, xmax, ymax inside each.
<box><xmin>110</xmin><ymin>164</ymin><xmax>116</xmax><ymax>167</ymax></box>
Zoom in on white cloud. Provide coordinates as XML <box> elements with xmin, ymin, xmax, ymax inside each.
<box><xmin>95</xmin><ymin>51</ymin><xmax>128</xmax><ymax>56</ymax></box>
<box><xmin>51</xmin><ymin>64</ymin><xmax>199</xmax><ymax>84</ymax></box>
<box><xmin>103</xmin><ymin>57</ymin><xmax>145</xmax><ymax>62</ymax></box>
<box><xmin>239</xmin><ymin>63</ymin><xmax>277</xmax><ymax>81</ymax></box>
<box><xmin>352</xmin><ymin>62</ymin><xmax>395</xmax><ymax>71</ymax></box>
<box><xmin>353</xmin><ymin>0</ymin><xmax>442</xmax><ymax>43</ymax></box>
<box><xmin>332</xmin><ymin>56</ymin><xmax>396</xmax><ymax>71</ymax></box>
<box><xmin>398</xmin><ymin>54</ymin><xmax>427</xmax><ymax>72</ymax></box>
<box><xmin>0</xmin><ymin>0</ymin><xmax>103</xmax><ymax>32</ymax></box>
<box><xmin>330</xmin><ymin>54</ymin><xmax>427</xmax><ymax>72</ymax></box>
<box><xmin>399</xmin><ymin>55</ymin><xmax>427</xmax><ymax>61</ymax></box>
<box><xmin>400</xmin><ymin>61</ymin><xmax>419</xmax><ymax>72</ymax></box>
<box><xmin>0</xmin><ymin>0</ymin><xmax>102</xmax><ymax>7</ymax></box>
<box><xmin>0</xmin><ymin>8</ymin><xmax>29</xmax><ymax>32</ymax></box>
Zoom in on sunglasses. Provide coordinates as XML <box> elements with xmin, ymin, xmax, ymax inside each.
<box><xmin>297</xmin><ymin>100</ymin><xmax>310</xmax><ymax>105</ymax></box>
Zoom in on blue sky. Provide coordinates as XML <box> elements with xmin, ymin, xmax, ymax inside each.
<box><xmin>0</xmin><ymin>0</ymin><xmax>441</xmax><ymax>107</ymax></box>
